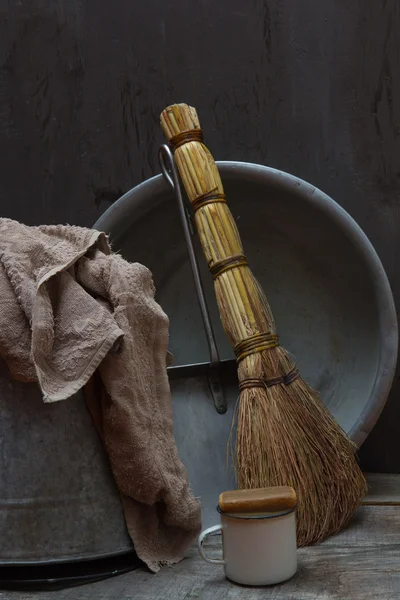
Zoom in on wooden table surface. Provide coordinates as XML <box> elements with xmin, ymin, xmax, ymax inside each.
<box><xmin>4</xmin><ymin>474</ymin><xmax>400</xmax><ymax>600</ymax></box>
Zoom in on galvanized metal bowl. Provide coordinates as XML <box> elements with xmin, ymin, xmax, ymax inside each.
<box><xmin>95</xmin><ymin>161</ymin><xmax>397</xmax><ymax>526</ymax></box>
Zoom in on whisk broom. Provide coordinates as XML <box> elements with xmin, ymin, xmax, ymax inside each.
<box><xmin>160</xmin><ymin>103</ymin><xmax>366</xmax><ymax>546</ymax></box>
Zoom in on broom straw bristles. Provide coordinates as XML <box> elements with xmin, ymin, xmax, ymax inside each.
<box><xmin>160</xmin><ymin>103</ymin><xmax>366</xmax><ymax>546</ymax></box>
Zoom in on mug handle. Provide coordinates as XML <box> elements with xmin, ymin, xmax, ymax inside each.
<box><xmin>198</xmin><ymin>525</ymin><xmax>225</xmax><ymax>564</ymax></box>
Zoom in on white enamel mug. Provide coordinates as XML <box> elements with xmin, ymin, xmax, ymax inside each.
<box><xmin>198</xmin><ymin>506</ymin><xmax>297</xmax><ymax>586</ymax></box>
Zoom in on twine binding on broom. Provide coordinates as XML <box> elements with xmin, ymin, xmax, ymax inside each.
<box><xmin>170</xmin><ymin>129</ymin><xmax>204</xmax><ymax>151</ymax></box>
<box><xmin>210</xmin><ymin>254</ymin><xmax>248</xmax><ymax>279</ymax></box>
<box><xmin>192</xmin><ymin>192</ymin><xmax>227</xmax><ymax>212</ymax></box>
<box><xmin>238</xmin><ymin>378</ymin><xmax>265</xmax><ymax>391</ymax></box>
<box><xmin>265</xmin><ymin>367</ymin><xmax>300</xmax><ymax>387</ymax></box>
<box><xmin>239</xmin><ymin>368</ymin><xmax>300</xmax><ymax>391</ymax></box>
<box><xmin>234</xmin><ymin>332</ymin><xmax>279</xmax><ymax>362</ymax></box>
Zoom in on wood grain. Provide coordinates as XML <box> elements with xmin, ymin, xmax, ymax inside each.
<box><xmin>3</xmin><ymin>503</ymin><xmax>400</xmax><ymax>600</ymax></box>
<box><xmin>364</xmin><ymin>473</ymin><xmax>400</xmax><ymax>505</ymax></box>
<box><xmin>0</xmin><ymin>1</ymin><xmax>399</xmax><ymax>471</ymax></box>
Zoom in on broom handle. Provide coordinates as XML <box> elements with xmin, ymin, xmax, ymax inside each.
<box><xmin>160</xmin><ymin>104</ymin><xmax>271</xmax><ymax>349</ymax></box>
<box><xmin>160</xmin><ymin>108</ymin><xmax>244</xmax><ymax>266</ymax></box>
<box><xmin>174</xmin><ymin>149</ymin><xmax>243</xmax><ymax>265</ymax></box>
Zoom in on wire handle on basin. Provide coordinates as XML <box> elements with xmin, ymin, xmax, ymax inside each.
<box><xmin>158</xmin><ymin>144</ymin><xmax>227</xmax><ymax>414</ymax></box>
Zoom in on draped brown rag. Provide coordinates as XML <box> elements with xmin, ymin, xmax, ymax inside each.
<box><xmin>0</xmin><ymin>218</ymin><xmax>201</xmax><ymax>572</ymax></box>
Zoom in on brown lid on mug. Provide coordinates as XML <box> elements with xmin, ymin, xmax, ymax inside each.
<box><xmin>218</xmin><ymin>486</ymin><xmax>297</xmax><ymax>514</ymax></box>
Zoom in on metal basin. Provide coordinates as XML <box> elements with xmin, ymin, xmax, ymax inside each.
<box><xmin>95</xmin><ymin>161</ymin><xmax>397</xmax><ymax>526</ymax></box>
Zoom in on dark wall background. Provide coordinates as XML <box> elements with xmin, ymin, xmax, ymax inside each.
<box><xmin>0</xmin><ymin>0</ymin><xmax>399</xmax><ymax>471</ymax></box>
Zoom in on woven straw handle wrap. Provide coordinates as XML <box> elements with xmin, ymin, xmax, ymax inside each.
<box><xmin>160</xmin><ymin>104</ymin><xmax>277</xmax><ymax>357</ymax></box>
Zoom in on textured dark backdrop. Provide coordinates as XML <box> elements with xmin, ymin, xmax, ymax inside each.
<box><xmin>0</xmin><ymin>0</ymin><xmax>399</xmax><ymax>471</ymax></box>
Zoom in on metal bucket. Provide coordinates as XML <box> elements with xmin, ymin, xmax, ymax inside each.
<box><xmin>0</xmin><ymin>364</ymin><xmax>135</xmax><ymax>581</ymax></box>
<box><xmin>94</xmin><ymin>161</ymin><xmax>398</xmax><ymax>527</ymax></box>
